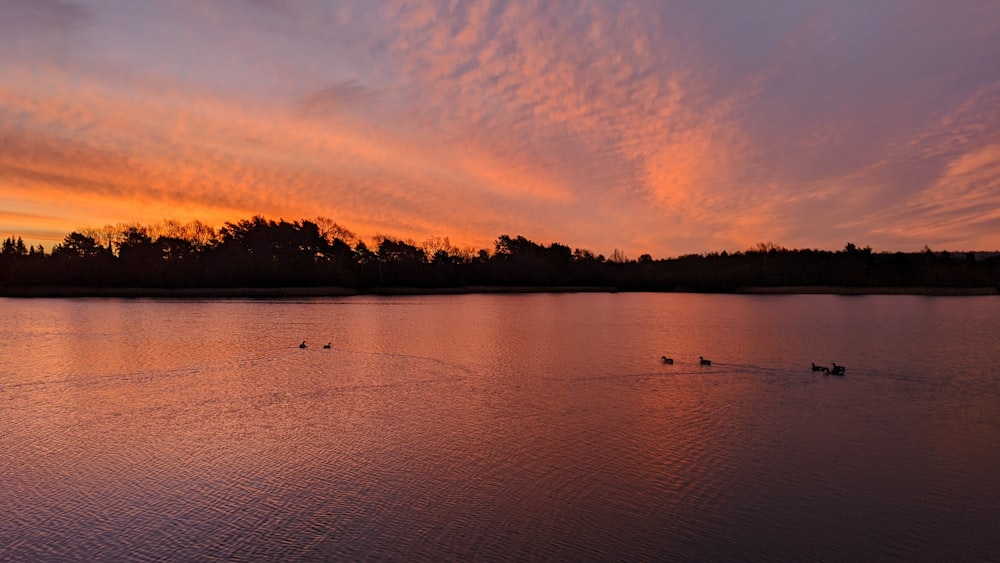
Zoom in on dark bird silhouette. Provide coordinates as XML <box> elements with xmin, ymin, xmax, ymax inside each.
<box><xmin>299</xmin><ymin>340</ymin><xmax>307</xmax><ymax>349</ymax></box>
<box><xmin>661</xmin><ymin>356</ymin><xmax>674</xmax><ymax>364</ymax></box>
<box><xmin>323</xmin><ymin>342</ymin><xmax>331</xmax><ymax>349</ymax></box>
<box><xmin>830</xmin><ymin>362</ymin><xmax>846</xmax><ymax>376</ymax></box>
<box><xmin>812</xmin><ymin>362</ymin><xmax>830</xmax><ymax>373</ymax></box>
<box><xmin>699</xmin><ymin>356</ymin><xmax>711</xmax><ymax>366</ymax></box>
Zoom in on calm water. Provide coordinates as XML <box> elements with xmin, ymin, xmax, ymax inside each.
<box><xmin>1</xmin><ymin>293</ymin><xmax>999</xmax><ymax>561</ymax></box>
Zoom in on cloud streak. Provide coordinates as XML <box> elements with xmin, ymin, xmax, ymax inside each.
<box><xmin>1</xmin><ymin>0</ymin><xmax>998</xmax><ymax>255</ymax></box>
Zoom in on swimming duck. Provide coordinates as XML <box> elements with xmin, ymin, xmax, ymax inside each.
<box><xmin>699</xmin><ymin>356</ymin><xmax>711</xmax><ymax>366</ymax></box>
<box><xmin>323</xmin><ymin>342</ymin><xmax>331</xmax><ymax>349</ymax></box>
<box><xmin>299</xmin><ymin>341</ymin><xmax>307</xmax><ymax>349</ymax></box>
<box><xmin>661</xmin><ymin>356</ymin><xmax>674</xmax><ymax>364</ymax></box>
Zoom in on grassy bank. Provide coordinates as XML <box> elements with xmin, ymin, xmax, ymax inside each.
<box><xmin>0</xmin><ymin>285</ymin><xmax>617</xmax><ymax>298</ymax></box>
<box><xmin>1</xmin><ymin>285</ymin><xmax>996</xmax><ymax>298</ymax></box>
<box><xmin>735</xmin><ymin>286</ymin><xmax>998</xmax><ymax>296</ymax></box>
<box><xmin>0</xmin><ymin>286</ymin><xmax>360</xmax><ymax>298</ymax></box>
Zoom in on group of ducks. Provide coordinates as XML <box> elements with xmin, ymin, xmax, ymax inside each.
<box><xmin>661</xmin><ymin>355</ymin><xmax>847</xmax><ymax>376</ymax></box>
<box><xmin>812</xmin><ymin>362</ymin><xmax>847</xmax><ymax>376</ymax></box>
<box><xmin>300</xmin><ymin>341</ymin><xmax>846</xmax><ymax>376</ymax></box>
<box><xmin>660</xmin><ymin>356</ymin><xmax>713</xmax><ymax>366</ymax></box>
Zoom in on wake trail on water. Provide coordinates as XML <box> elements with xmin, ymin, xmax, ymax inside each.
<box><xmin>576</xmin><ymin>360</ymin><xmax>839</xmax><ymax>385</ymax></box>
<box><xmin>308</xmin><ymin>343</ymin><xmax>476</xmax><ymax>379</ymax></box>
<box><xmin>1</xmin><ymin>347</ymin><xmax>307</xmax><ymax>396</ymax></box>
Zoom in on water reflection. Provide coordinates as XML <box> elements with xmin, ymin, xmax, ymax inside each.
<box><xmin>1</xmin><ymin>294</ymin><xmax>998</xmax><ymax>560</ymax></box>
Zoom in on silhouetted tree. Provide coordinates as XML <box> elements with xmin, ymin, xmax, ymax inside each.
<box><xmin>1</xmin><ymin>236</ymin><xmax>28</xmax><ymax>257</ymax></box>
<box><xmin>3</xmin><ymin>217</ymin><xmax>999</xmax><ymax>293</ymax></box>
<box><xmin>52</xmin><ymin>232</ymin><xmax>109</xmax><ymax>261</ymax></box>
<box><xmin>377</xmin><ymin>237</ymin><xmax>427</xmax><ymax>264</ymax></box>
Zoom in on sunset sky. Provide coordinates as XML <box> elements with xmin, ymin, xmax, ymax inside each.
<box><xmin>2</xmin><ymin>1</ymin><xmax>998</xmax><ymax>257</ymax></box>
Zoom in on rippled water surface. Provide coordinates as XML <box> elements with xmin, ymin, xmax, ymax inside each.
<box><xmin>2</xmin><ymin>293</ymin><xmax>999</xmax><ymax>561</ymax></box>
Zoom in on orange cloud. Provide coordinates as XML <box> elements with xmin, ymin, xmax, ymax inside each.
<box><xmin>2</xmin><ymin>1</ymin><xmax>998</xmax><ymax>257</ymax></box>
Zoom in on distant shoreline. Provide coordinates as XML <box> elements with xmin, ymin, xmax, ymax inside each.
<box><xmin>0</xmin><ymin>285</ymin><xmax>996</xmax><ymax>298</ymax></box>
<box><xmin>733</xmin><ymin>286</ymin><xmax>998</xmax><ymax>296</ymax></box>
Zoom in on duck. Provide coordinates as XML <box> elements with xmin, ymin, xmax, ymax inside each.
<box><xmin>323</xmin><ymin>342</ymin><xmax>331</xmax><ymax>349</ymax></box>
<box><xmin>811</xmin><ymin>362</ymin><xmax>829</xmax><ymax>373</ymax></box>
<box><xmin>699</xmin><ymin>356</ymin><xmax>712</xmax><ymax>366</ymax></box>
<box><xmin>299</xmin><ymin>340</ymin><xmax>307</xmax><ymax>349</ymax></box>
<box><xmin>830</xmin><ymin>362</ymin><xmax>846</xmax><ymax>376</ymax></box>
<box><xmin>661</xmin><ymin>356</ymin><xmax>674</xmax><ymax>364</ymax></box>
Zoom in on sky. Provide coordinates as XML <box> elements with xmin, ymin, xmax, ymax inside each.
<box><xmin>1</xmin><ymin>0</ymin><xmax>998</xmax><ymax>258</ymax></box>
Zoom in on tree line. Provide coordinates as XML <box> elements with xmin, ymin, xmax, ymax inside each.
<box><xmin>1</xmin><ymin>217</ymin><xmax>998</xmax><ymax>291</ymax></box>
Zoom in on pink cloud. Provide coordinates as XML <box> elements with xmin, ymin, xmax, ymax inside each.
<box><xmin>2</xmin><ymin>0</ymin><xmax>998</xmax><ymax>256</ymax></box>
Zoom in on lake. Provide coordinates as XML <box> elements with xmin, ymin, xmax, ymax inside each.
<box><xmin>1</xmin><ymin>293</ymin><xmax>999</xmax><ymax>561</ymax></box>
